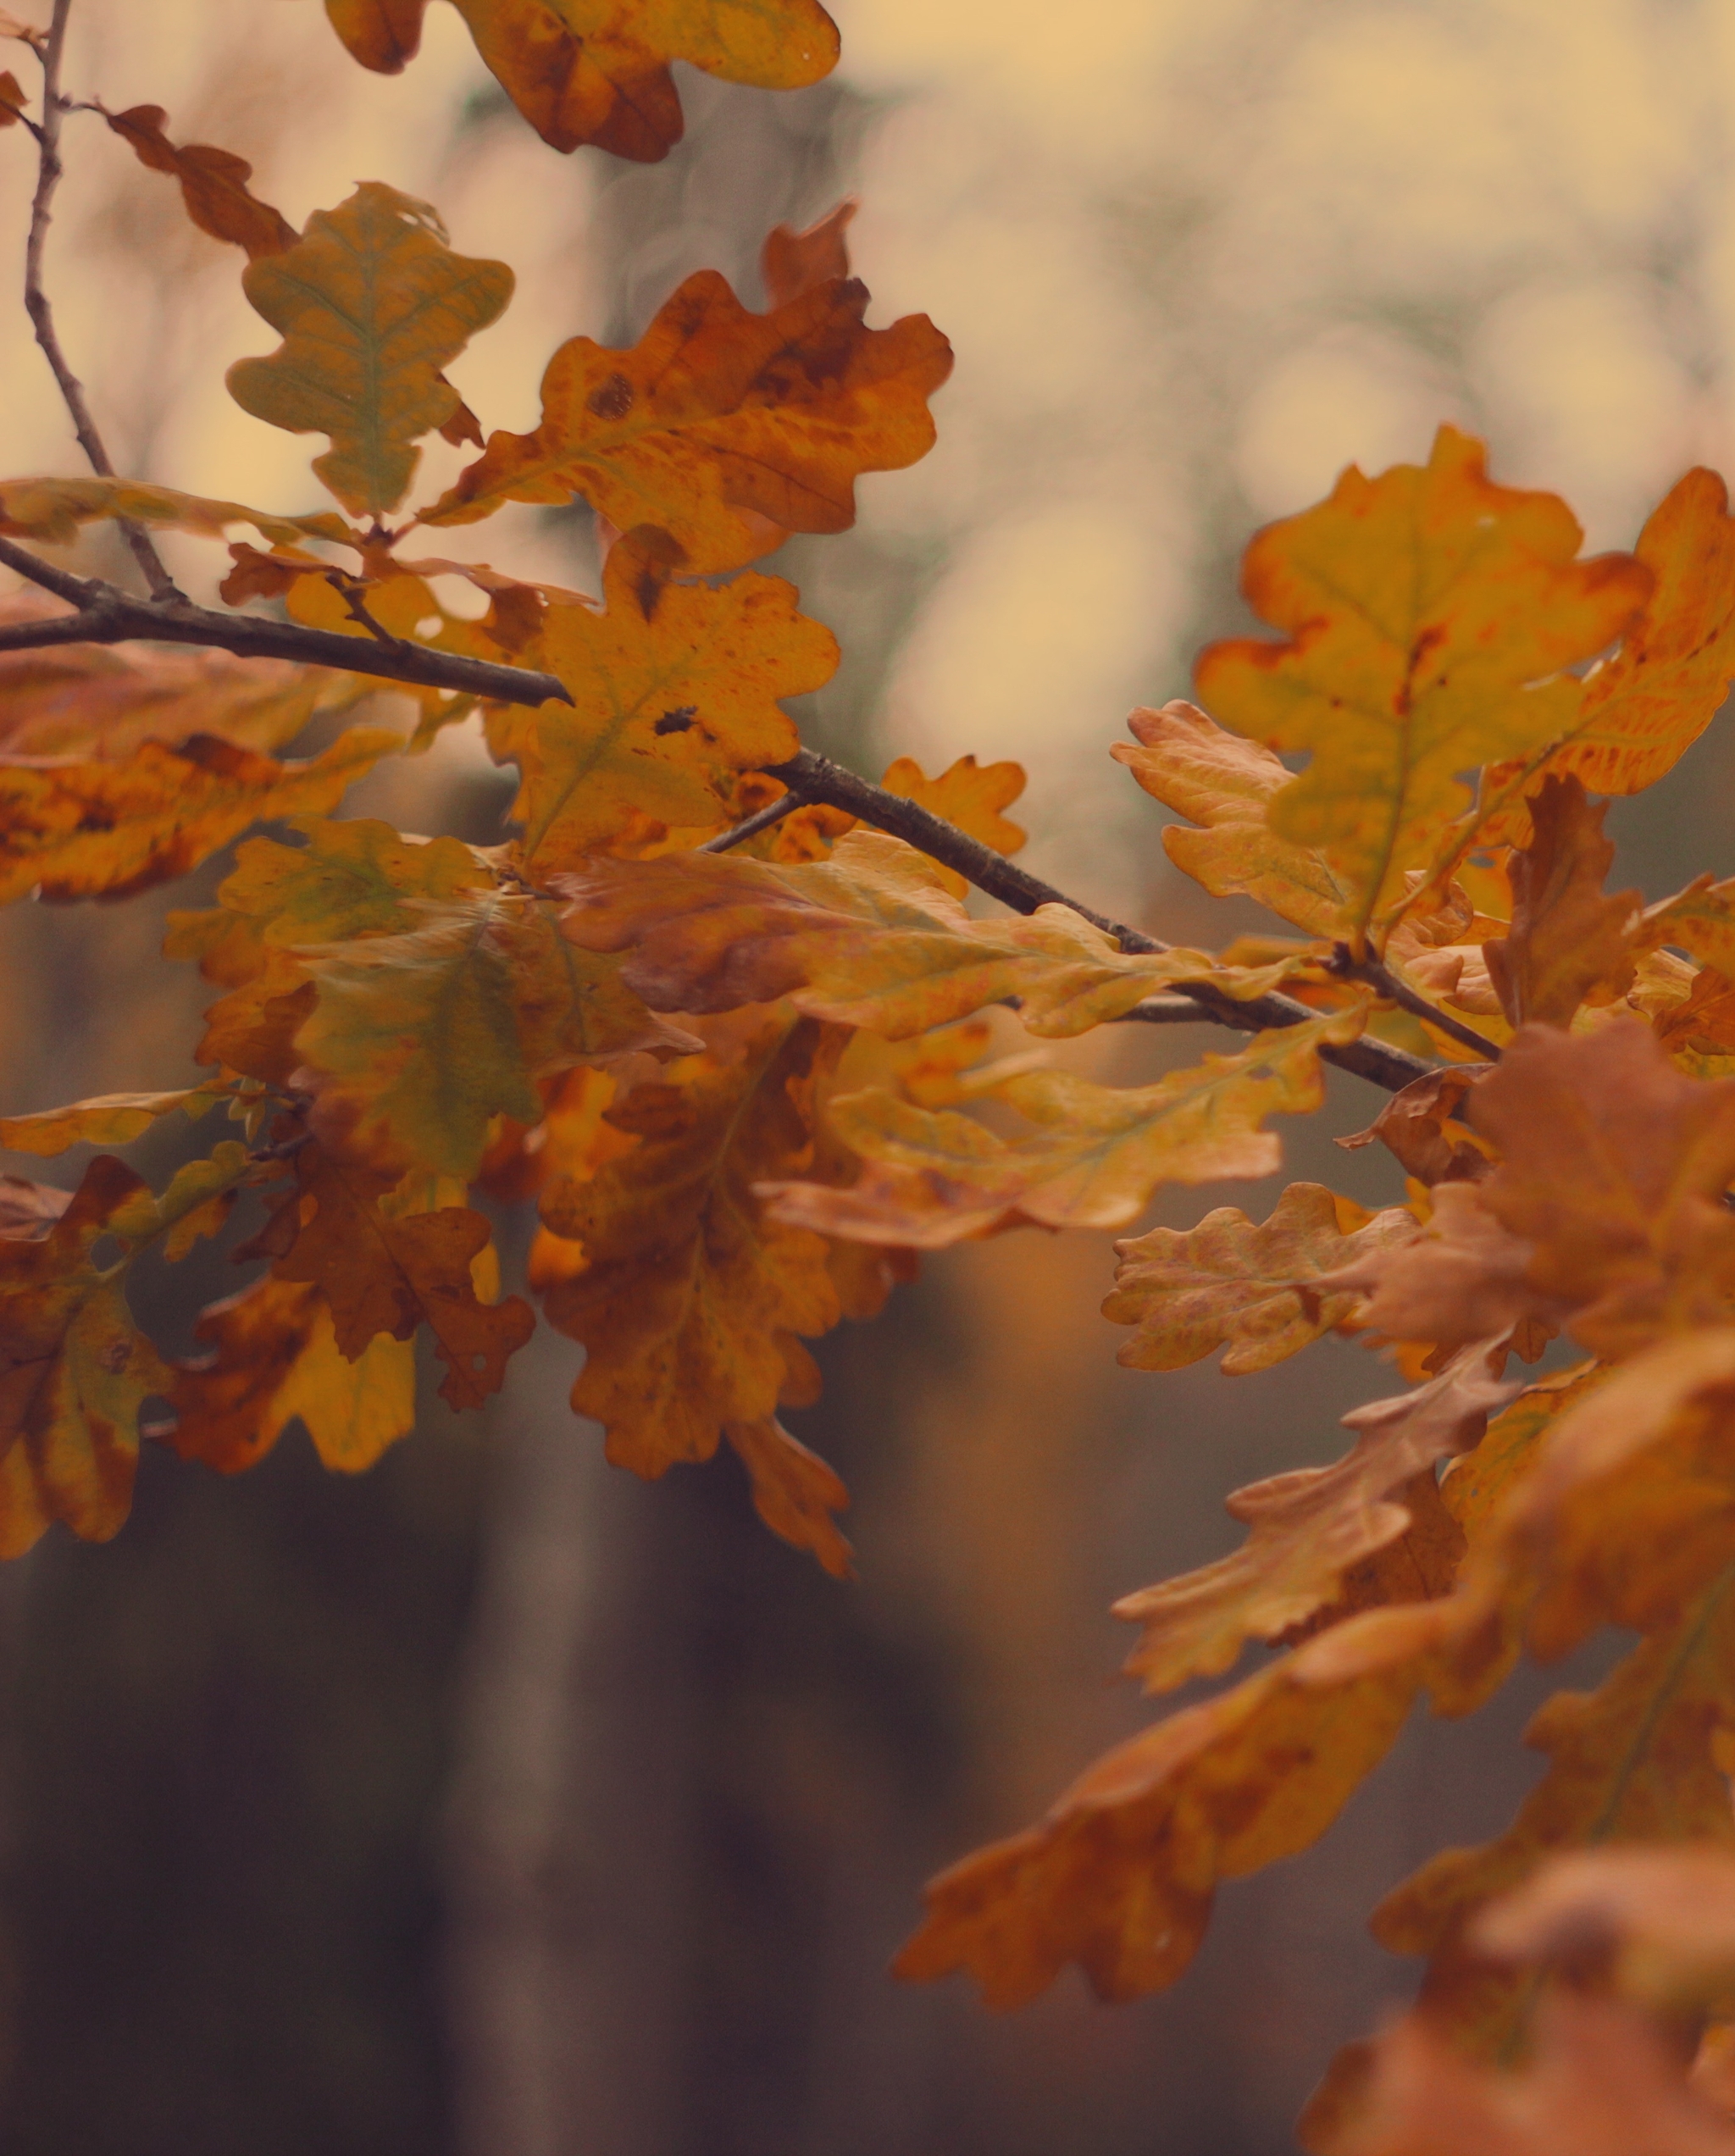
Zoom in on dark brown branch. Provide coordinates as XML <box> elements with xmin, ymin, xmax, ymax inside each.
<box><xmin>768</xmin><ymin>750</ymin><xmax>1434</xmax><ymax>1093</ymax></box>
<box><xmin>1326</xmin><ymin>944</ymin><xmax>1505</xmax><ymax>1061</ymax></box>
<box><xmin>0</xmin><ymin>535</ymin><xmax>571</xmax><ymax>706</ymax></box>
<box><xmin>25</xmin><ymin>0</ymin><xmax>181</xmax><ymax>603</ymax></box>
<box><xmin>700</xmin><ymin>791</ymin><xmax>804</xmax><ymax>853</ymax></box>
<box><xmin>0</xmin><ymin>538</ymin><xmax>1432</xmax><ymax>1092</ymax></box>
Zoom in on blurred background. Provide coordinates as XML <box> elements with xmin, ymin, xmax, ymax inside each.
<box><xmin>2</xmin><ymin>1</ymin><xmax>1734</xmax><ymax>2149</ymax></box>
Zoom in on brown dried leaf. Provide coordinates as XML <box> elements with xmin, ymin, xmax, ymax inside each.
<box><xmin>1482</xmin><ymin>776</ymin><xmax>1639</xmax><ymax>1028</ymax></box>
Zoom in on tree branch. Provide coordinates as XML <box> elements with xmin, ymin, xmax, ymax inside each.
<box><xmin>700</xmin><ymin>791</ymin><xmax>804</xmax><ymax>853</ymax></box>
<box><xmin>25</xmin><ymin>0</ymin><xmax>180</xmax><ymax>602</ymax></box>
<box><xmin>1325</xmin><ymin>943</ymin><xmax>1505</xmax><ymax>1061</ymax></box>
<box><xmin>766</xmin><ymin>751</ymin><xmax>1434</xmax><ymax>1093</ymax></box>
<box><xmin>0</xmin><ymin>536</ymin><xmax>1432</xmax><ymax>1093</ymax></box>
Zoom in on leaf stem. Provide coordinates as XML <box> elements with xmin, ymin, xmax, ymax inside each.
<box><xmin>700</xmin><ymin>791</ymin><xmax>805</xmax><ymax>852</ymax></box>
<box><xmin>0</xmin><ymin>536</ymin><xmax>1433</xmax><ymax>1095</ymax></box>
<box><xmin>24</xmin><ymin>0</ymin><xmax>181</xmax><ymax>602</ymax></box>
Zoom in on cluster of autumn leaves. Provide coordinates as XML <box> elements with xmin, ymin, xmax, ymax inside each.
<box><xmin>10</xmin><ymin>3</ymin><xmax>1735</xmax><ymax>2148</ymax></box>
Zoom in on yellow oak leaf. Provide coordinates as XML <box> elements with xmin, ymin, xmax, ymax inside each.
<box><xmin>421</xmin><ymin>258</ymin><xmax>951</xmax><ymax>573</ymax></box>
<box><xmin>324</xmin><ymin>0</ymin><xmax>840</xmax><ymax>161</ymax></box>
<box><xmin>156</xmin><ymin>1276</ymin><xmax>415</xmax><ymax>1477</ymax></box>
<box><xmin>1194</xmin><ymin>427</ymin><xmax>1651</xmax><ymax>945</ymax></box>
<box><xmin>0</xmin><ymin>594</ymin><xmax>360</xmax><ymax>758</ymax></box>
<box><xmin>879</xmin><ymin>752</ymin><xmax>1026</xmax><ymax>898</ymax></box>
<box><xmin>1105</xmin><ymin>1180</ymin><xmax>1422</xmax><ymax>1375</ymax></box>
<box><xmin>0</xmin><ymin>727</ymin><xmax>400</xmax><ymax>904</ymax></box>
<box><xmin>486</xmin><ymin>530</ymin><xmax>835</xmax><ymax>869</ymax></box>
<box><xmin>0</xmin><ymin>1084</ymin><xmax>232</xmax><ymax>1156</ymax></box>
<box><xmin>538</xmin><ymin>1012</ymin><xmax>845</xmax><ymax>1478</ymax></box>
<box><xmin>291</xmin><ymin>890</ymin><xmax>699</xmax><ymax>1178</ymax></box>
<box><xmin>0</xmin><ymin>474</ymin><xmax>349</xmax><ymax>550</ymax></box>
<box><xmin>1112</xmin><ymin>700</ymin><xmax>1350</xmax><ymax>934</ymax></box>
<box><xmin>227</xmin><ymin>182</ymin><xmax>513</xmax><ymax>518</ymax></box>
<box><xmin>761</xmin><ymin>1007</ymin><xmax>1369</xmax><ymax>1247</ymax></box>
<box><xmin>218</xmin><ymin>815</ymin><xmax>493</xmax><ymax>944</ymax></box>
<box><xmin>557</xmin><ymin>825</ymin><xmax>1221</xmax><ymax>1040</ymax></box>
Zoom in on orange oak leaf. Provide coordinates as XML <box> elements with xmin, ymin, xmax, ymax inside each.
<box><xmin>725</xmin><ymin>1416</ymin><xmax>852</xmax><ymax>1579</ymax></box>
<box><xmin>1481</xmin><ymin>776</ymin><xmax>1639</xmax><ymax>1028</ymax></box>
<box><xmin>879</xmin><ymin>752</ymin><xmax>1026</xmax><ymax>897</ymax></box>
<box><xmin>1471</xmin><ymin>468</ymin><xmax>1735</xmax><ymax>849</ymax></box>
<box><xmin>421</xmin><ymin>259</ymin><xmax>951</xmax><ymax>574</ymax></box>
<box><xmin>761</xmin><ymin>198</ymin><xmax>856</xmax><ymax>308</ymax></box>
<box><xmin>0</xmin><ymin>69</ymin><xmax>25</xmax><ymax>123</ymax></box>
<box><xmin>538</xmin><ymin>1012</ymin><xmax>845</xmax><ymax>1479</ymax></box>
<box><xmin>324</xmin><ymin>0</ymin><xmax>840</xmax><ymax>161</ymax></box>
<box><xmin>486</xmin><ymin>530</ymin><xmax>835</xmax><ymax>868</ymax></box>
<box><xmin>1339</xmin><ymin>1022</ymin><xmax>1735</xmax><ymax>1363</ymax></box>
<box><xmin>1338</xmin><ymin>1063</ymin><xmax>1494</xmax><ymax>1187</ymax></box>
<box><xmin>1112</xmin><ymin>700</ymin><xmax>1350</xmax><ymax>935</ymax></box>
<box><xmin>256</xmin><ymin>1142</ymin><xmax>532</xmax><ymax>1410</ymax></box>
<box><xmin>0</xmin><ymin>1154</ymin><xmax>172</xmax><ymax>1557</ymax></box>
<box><xmin>1338</xmin><ymin>1994</ymin><xmax>1735</xmax><ymax>2156</ymax></box>
<box><xmin>0</xmin><ymin>726</ymin><xmax>400</xmax><ymax>905</ymax></box>
<box><xmin>894</xmin><ymin>1606</ymin><xmax>1437</xmax><ymax>2009</ymax></box>
<box><xmin>153</xmin><ymin>1275</ymin><xmax>415</xmax><ymax>1475</ymax></box>
<box><xmin>1194</xmin><ymin>427</ymin><xmax>1651</xmax><ymax>944</ymax></box>
<box><xmin>0</xmin><ymin>595</ymin><xmax>360</xmax><ymax>759</ymax></box>
<box><xmin>1473</xmin><ymin>1845</ymin><xmax>1735</xmax><ymax>2008</ymax></box>
<box><xmin>761</xmin><ymin>1008</ymin><xmax>1369</xmax><ymax>1247</ymax></box>
<box><xmin>1105</xmin><ymin>1181</ymin><xmax>1422</xmax><ymax>1376</ymax></box>
<box><xmin>1111</xmin><ymin>1347</ymin><xmax>1513</xmax><ymax>1693</ymax></box>
<box><xmin>103</xmin><ymin>104</ymin><xmax>297</xmax><ymax>258</ymax></box>
<box><xmin>557</xmin><ymin>827</ymin><xmax>1218</xmax><ymax>1040</ymax></box>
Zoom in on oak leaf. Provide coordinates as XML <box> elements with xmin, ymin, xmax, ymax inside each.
<box><xmin>253</xmin><ymin>1141</ymin><xmax>533</xmax><ymax>1409</ymax></box>
<box><xmin>292</xmin><ymin>891</ymin><xmax>697</xmax><ymax>1178</ymax></box>
<box><xmin>762</xmin><ymin>198</ymin><xmax>856</xmax><ymax>308</ymax></box>
<box><xmin>1482</xmin><ymin>776</ymin><xmax>1639</xmax><ymax>1028</ymax></box>
<box><xmin>879</xmin><ymin>752</ymin><xmax>1026</xmax><ymax>898</ymax></box>
<box><xmin>1112</xmin><ymin>700</ymin><xmax>1350</xmax><ymax>934</ymax></box>
<box><xmin>0</xmin><ymin>1085</ymin><xmax>230</xmax><ymax>1156</ymax></box>
<box><xmin>0</xmin><ymin>727</ymin><xmax>399</xmax><ymax>904</ymax></box>
<box><xmin>1339</xmin><ymin>1063</ymin><xmax>1494</xmax><ymax>1187</ymax></box>
<box><xmin>227</xmin><ymin>182</ymin><xmax>513</xmax><ymax>518</ymax></box>
<box><xmin>0</xmin><ymin>474</ymin><xmax>347</xmax><ymax>550</ymax></box>
<box><xmin>538</xmin><ymin>1012</ymin><xmax>843</xmax><ymax>1478</ymax></box>
<box><xmin>0</xmin><ymin>596</ymin><xmax>360</xmax><ymax>759</ymax></box>
<box><xmin>1194</xmin><ymin>428</ymin><xmax>1651</xmax><ymax>943</ymax></box>
<box><xmin>1112</xmin><ymin>1348</ymin><xmax>1512</xmax><ymax>1693</ymax></box>
<box><xmin>1341</xmin><ymin>1022</ymin><xmax>1735</xmax><ymax>1363</ymax></box>
<box><xmin>0</xmin><ymin>1155</ymin><xmax>172</xmax><ymax>1557</ymax></box>
<box><xmin>557</xmin><ymin>826</ymin><xmax>1221</xmax><ymax>1040</ymax></box>
<box><xmin>487</xmin><ymin>531</ymin><xmax>835</xmax><ymax>867</ymax></box>
<box><xmin>1105</xmin><ymin>1181</ymin><xmax>1422</xmax><ymax>1376</ymax></box>
<box><xmin>155</xmin><ymin>1276</ymin><xmax>415</xmax><ymax>1475</ymax></box>
<box><xmin>1339</xmin><ymin>1994</ymin><xmax>1735</xmax><ymax>2156</ymax></box>
<box><xmin>761</xmin><ymin>1008</ymin><xmax>1369</xmax><ymax>1247</ymax></box>
<box><xmin>103</xmin><ymin>104</ymin><xmax>297</xmax><ymax>258</ymax></box>
<box><xmin>421</xmin><ymin>260</ymin><xmax>951</xmax><ymax>574</ymax></box>
<box><xmin>1472</xmin><ymin>468</ymin><xmax>1735</xmax><ymax>850</ymax></box>
<box><xmin>324</xmin><ymin>0</ymin><xmax>840</xmax><ymax>161</ymax></box>
<box><xmin>725</xmin><ymin>1416</ymin><xmax>852</xmax><ymax>1579</ymax></box>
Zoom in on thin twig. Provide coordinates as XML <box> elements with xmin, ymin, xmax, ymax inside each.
<box><xmin>701</xmin><ymin>792</ymin><xmax>804</xmax><ymax>853</ymax></box>
<box><xmin>1326</xmin><ymin>944</ymin><xmax>1505</xmax><ymax>1060</ymax></box>
<box><xmin>329</xmin><ymin>572</ymin><xmax>402</xmax><ymax>649</ymax></box>
<box><xmin>24</xmin><ymin>0</ymin><xmax>180</xmax><ymax>601</ymax></box>
<box><xmin>0</xmin><ymin>536</ymin><xmax>1434</xmax><ymax>1093</ymax></box>
<box><xmin>766</xmin><ymin>750</ymin><xmax>1434</xmax><ymax>1093</ymax></box>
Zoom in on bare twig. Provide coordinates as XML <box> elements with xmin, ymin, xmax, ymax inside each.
<box><xmin>24</xmin><ymin>0</ymin><xmax>181</xmax><ymax>601</ymax></box>
<box><xmin>700</xmin><ymin>791</ymin><xmax>804</xmax><ymax>853</ymax></box>
<box><xmin>0</xmin><ymin>535</ymin><xmax>1433</xmax><ymax>1093</ymax></box>
<box><xmin>1326</xmin><ymin>944</ymin><xmax>1505</xmax><ymax>1061</ymax></box>
<box><xmin>328</xmin><ymin>572</ymin><xmax>403</xmax><ymax>649</ymax></box>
